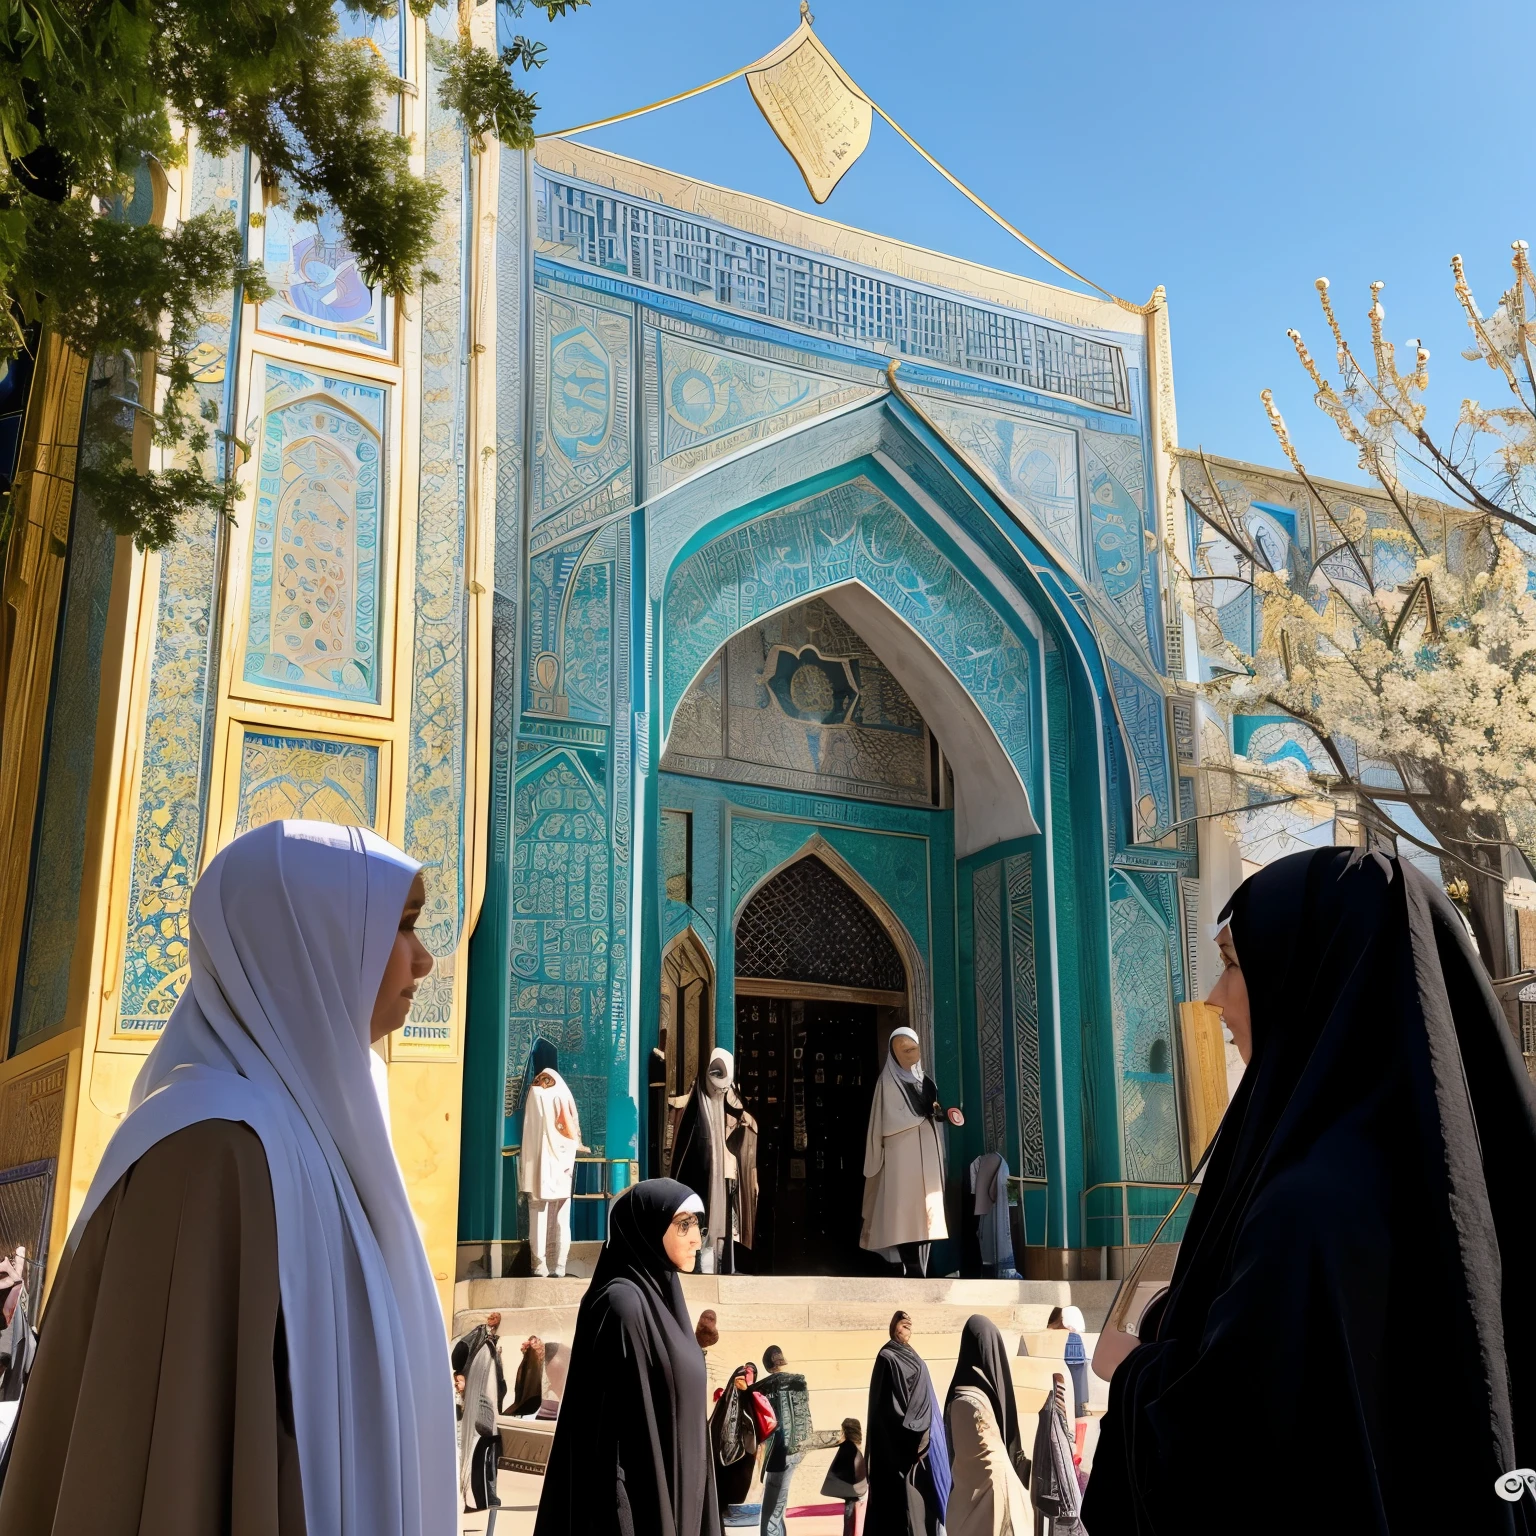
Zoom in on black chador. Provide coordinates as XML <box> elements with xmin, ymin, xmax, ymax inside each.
<box><xmin>535</xmin><ymin>1179</ymin><xmax>720</xmax><ymax>1536</ymax></box>
<box><xmin>865</xmin><ymin>1323</ymin><xmax>949</xmax><ymax>1536</ymax></box>
<box><xmin>1084</xmin><ymin>849</ymin><xmax>1536</xmax><ymax>1535</ymax></box>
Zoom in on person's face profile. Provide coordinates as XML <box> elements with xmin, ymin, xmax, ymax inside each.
<box><xmin>1208</xmin><ymin>924</ymin><xmax>1252</xmax><ymax>1064</ymax></box>
<box><xmin>662</xmin><ymin>1208</ymin><xmax>701</xmax><ymax>1269</ymax></box>
<box><xmin>369</xmin><ymin>871</ymin><xmax>434</xmax><ymax>1043</ymax></box>
<box><xmin>891</xmin><ymin>1035</ymin><xmax>920</xmax><ymax>1071</ymax></box>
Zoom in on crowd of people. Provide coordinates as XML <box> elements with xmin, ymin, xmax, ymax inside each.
<box><xmin>0</xmin><ymin>825</ymin><xmax>1523</xmax><ymax>1535</ymax></box>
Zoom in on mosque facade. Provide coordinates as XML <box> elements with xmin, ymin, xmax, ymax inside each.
<box><xmin>0</xmin><ymin>9</ymin><xmax>1263</xmax><ymax>1310</ymax></box>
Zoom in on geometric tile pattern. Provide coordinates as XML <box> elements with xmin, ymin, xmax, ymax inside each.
<box><xmin>1006</xmin><ymin>852</ymin><xmax>1045</xmax><ymax>1180</ymax></box>
<box><xmin>972</xmin><ymin>861</ymin><xmax>1006</xmax><ymax>1156</ymax></box>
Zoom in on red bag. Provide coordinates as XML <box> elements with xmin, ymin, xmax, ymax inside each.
<box><xmin>751</xmin><ymin>1390</ymin><xmax>778</xmax><ymax>1440</ymax></box>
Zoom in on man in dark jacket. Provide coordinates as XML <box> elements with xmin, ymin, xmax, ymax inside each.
<box><xmin>757</xmin><ymin>1346</ymin><xmax>841</xmax><ymax>1536</ymax></box>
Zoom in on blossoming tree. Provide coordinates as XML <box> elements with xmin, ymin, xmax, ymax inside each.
<box><xmin>1179</xmin><ymin>244</ymin><xmax>1536</xmax><ymax>979</ymax></box>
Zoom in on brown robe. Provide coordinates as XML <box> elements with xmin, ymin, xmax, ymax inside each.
<box><xmin>0</xmin><ymin>1118</ymin><xmax>305</xmax><ymax>1535</ymax></box>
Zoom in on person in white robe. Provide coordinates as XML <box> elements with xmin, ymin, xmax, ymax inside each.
<box><xmin>520</xmin><ymin>1069</ymin><xmax>582</xmax><ymax>1277</ymax></box>
<box><xmin>860</xmin><ymin>1026</ymin><xmax>948</xmax><ymax>1276</ymax></box>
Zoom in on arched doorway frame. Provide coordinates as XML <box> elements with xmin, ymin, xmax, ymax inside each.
<box><xmin>659</xmin><ymin>927</ymin><xmax>714</xmax><ymax>1099</ymax></box>
<box><xmin>731</xmin><ymin>834</ymin><xmax>931</xmax><ymax>1064</ymax></box>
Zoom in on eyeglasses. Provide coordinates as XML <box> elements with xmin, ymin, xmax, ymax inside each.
<box><xmin>671</xmin><ymin>1212</ymin><xmax>700</xmax><ymax>1235</ymax></box>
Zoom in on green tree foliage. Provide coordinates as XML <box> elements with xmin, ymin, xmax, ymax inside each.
<box><xmin>0</xmin><ymin>0</ymin><xmax>584</xmax><ymax>548</ymax></box>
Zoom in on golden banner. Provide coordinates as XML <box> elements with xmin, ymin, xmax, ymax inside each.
<box><xmin>746</xmin><ymin>18</ymin><xmax>871</xmax><ymax>205</ymax></box>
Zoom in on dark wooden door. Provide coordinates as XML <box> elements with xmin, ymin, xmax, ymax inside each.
<box><xmin>734</xmin><ymin>994</ymin><xmax>877</xmax><ymax>1273</ymax></box>
<box><xmin>801</xmin><ymin>1000</ymin><xmax>878</xmax><ymax>1273</ymax></box>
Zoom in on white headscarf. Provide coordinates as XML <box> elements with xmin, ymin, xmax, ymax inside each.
<box><xmin>887</xmin><ymin>1025</ymin><xmax>924</xmax><ymax>1084</ymax></box>
<box><xmin>520</xmin><ymin>1068</ymin><xmax>581</xmax><ymax>1200</ymax></box>
<box><xmin>698</xmin><ymin>1047</ymin><xmax>733</xmax><ymax>1237</ymax></box>
<box><xmin>70</xmin><ymin>820</ymin><xmax>456</xmax><ymax>1536</ymax></box>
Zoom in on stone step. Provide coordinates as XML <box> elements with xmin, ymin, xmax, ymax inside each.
<box><xmin>454</xmin><ymin>1275</ymin><xmax>1120</xmax><ymax>1341</ymax></box>
<box><xmin>458</xmin><ymin>1273</ymin><xmax>1118</xmax><ymax>1313</ymax></box>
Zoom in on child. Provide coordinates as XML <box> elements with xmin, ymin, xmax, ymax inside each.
<box><xmin>822</xmin><ymin>1417</ymin><xmax>869</xmax><ymax>1536</ymax></box>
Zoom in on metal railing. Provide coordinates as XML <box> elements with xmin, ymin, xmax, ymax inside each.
<box><xmin>499</xmin><ymin>1151</ymin><xmax>638</xmax><ymax>1241</ymax></box>
<box><xmin>1080</xmin><ymin>1181</ymin><xmax>1198</xmax><ymax>1250</ymax></box>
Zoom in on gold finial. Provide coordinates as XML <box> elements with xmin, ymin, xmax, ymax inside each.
<box><xmin>800</xmin><ymin>1</ymin><xmax>814</xmax><ymax>23</ymax></box>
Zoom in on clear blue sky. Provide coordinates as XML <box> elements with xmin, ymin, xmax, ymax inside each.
<box><xmin>503</xmin><ymin>0</ymin><xmax>1536</xmax><ymax>486</ymax></box>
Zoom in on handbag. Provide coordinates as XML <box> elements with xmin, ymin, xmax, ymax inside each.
<box><xmin>751</xmin><ymin>1390</ymin><xmax>778</xmax><ymax>1440</ymax></box>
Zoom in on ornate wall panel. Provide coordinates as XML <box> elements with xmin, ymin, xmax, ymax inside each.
<box><xmin>1006</xmin><ymin>852</ymin><xmax>1045</xmax><ymax>1181</ymax></box>
<box><xmin>735</xmin><ymin>854</ymin><xmax>905</xmax><ymax>991</ymax></box>
<box><xmin>525</xmin><ymin>520</ymin><xmax>618</xmax><ymax>725</ymax></box>
<box><xmin>536</xmin><ymin>168</ymin><xmax>1131</xmax><ymax>411</ymax></box>
<box><xmin>663</xmin><ymin>475</ymin><xmax>1033</xmax><ymax>801</ymax></box>
<box><xmin>507</xmin><ymin>748</ymin><xmax>612</xmax><ymax>1153</ymax></box>
<box><xmin>530</xmin><ymin>278</ymin><xmax>633</xmax><ymax>554</ymax></box>
<box><xmin>1085</xmin><ymin>430</ymin><xmax>1152</xmax><ymax>651</ymax></box>
<box><xmin>644</xmin><ymin>321</ymin><xmax>872</xmax><ymax>490</ymax></box>
<box><xmin>663</xmin><ymin>596</ymin><xmax>932</xmax><ymax>806</ymax></box>
<box><xmin>910</xmin><ymin>392</ymin><xmax>1082</xmax><ymax>574</ymax></box>
<box><xmin>1105</xmin><ymin>656</ymin><xmax>1173</xmax><ymax>842</ymax></box>
<box><xmin>971</xmin><ymin>853</ymin><xmax>1045</xmax><ymax>1178</ymax></box>
<box><xmin>971</xmin><ymin>863</ymin><xmax>1006</xmax><ymax>1155</ymax></box>
<box><xmin>729</xmin><ymin>816</ymin><xmax>929</xmax><ymax>979</ymax></box>
<box><xmin>258</xmin><ymin>203</ymin><xmax>391</xmax><ymax>355</ymax></box>
<box><xmin>1108</xmin><ymin>871</ymin><xmax>1181</xmax><ymax>1183</ymax></box>
<box><xmin>115</xmin><ymin>146</ymin><xmax>246</xmax><ymax>1036</ymax></box>
<box><xmin>232</xmin><ymin>730</ymin><xmax>380</xmax><ymax>834</ymax></box>
<box><xmin>242</xmin><ymin>360</ymin><xmax>387</xmax><ymax>703</ymax></box>
<box><xmin>400</xmin><ymin>38</ymin><xmax>470</xmax><ymax>1046</ymax></box>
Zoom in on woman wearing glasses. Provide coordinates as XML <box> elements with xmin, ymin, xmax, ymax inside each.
<box><xmin>535</xmin><ymin>1178</ymin><xmax>721</xmax><ymax>1536</ymax></box>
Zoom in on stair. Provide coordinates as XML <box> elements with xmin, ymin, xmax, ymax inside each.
<box><xmin>457</xmin><ymin>1275</ymin><xmax>1118</xmax><ymax>1512</ymax></box>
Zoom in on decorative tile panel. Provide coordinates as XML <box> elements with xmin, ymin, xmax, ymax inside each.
<box><xmin>729</xmin><ymin>816</ymin><xmax>929</xmax><ymax>979</ymax></box>
<box><xmin>1085</xmin><ymin>431</ymin><xmax>1150</xmax><ymax>649</ymax></box>
<box><xmin>1109</xmin><ymin>872</ymin><xmax>1181</xmax><ymax>1183</ymax></box>
<box><xmin>910</xmin><ymin>392</ymin><xmax>1082</xmax><ymax>573</ymax></box>
<box><xmin>400</xmin><ymin>23</ymin><xmax>469</xmax><ymax>1045</ymax></box>
<box><xmin>233</xmin><ymin>730</ymin><xmax>379</xmax><ymax>834</ymax></box>
<box><xmin>243</xmin><ymin>361</ymin><xmax>386</xmax><ymax>702</ymax></box>
<box><xmin>258</xmin><ymin>203</ymin><xmax>391</xmax><ymax>355</ymax></box>
<box><xmin>1005</xmin><ymin>852</ymin><xmax>1045</xmax><ymax>1180</ymax></box>
<box><xmin>645</xmin><ymin>324</ymin><xmax>871</xmax><ymax>489</ymax></box>
<box><xmin>116</xmin><ymin>147</ymin><xmax>245</xmax><ymax>1036</ymax></box>
<box><xmin>530</xmin><ymin>279</ymin><xmax>633</xmax><ymax>552</ymax></box>
<box><xmin>972</xmin><ymin>863</ymin><xmax>1006</xmax><ymax>1156</ymax></box>
<box><xmin>508</xmin><ymin>748</ymin><xmax>611</xmax><ymax>1154</ymax></box>
<box><xmin>537</xmin><ymin>170</ymin><xmax>1131</xmax><ymax>412</ymax></box>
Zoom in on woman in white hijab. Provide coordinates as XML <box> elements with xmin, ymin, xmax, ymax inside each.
<box><xmin>520</xmin><ymin>1069</ymin><xmax>582</xmax><ymax>1277</ymax></box>
<box><xmin>860</xmin><ymin>1026</ymin><xmax>948</xmax><ymax>1277</ymax></box>
<box><xmin>669</xmin><ymin>1048</ymin><xmax>757</xmax><ymax>1272</ymax></box>
<box><xmin>0</xmin><ymin>820</ymin><xmax>457</xmax><ymax>1536</ymax></box>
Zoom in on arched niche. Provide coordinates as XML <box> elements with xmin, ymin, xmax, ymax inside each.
<box><xmin>733</xmin><ymin>834</ymin><xmax>931</xmax><ymax>1062</ymax></box>
<box><xmin>661</xmin><ymin>469</ymin><xmax>1044</xmax><ymax>860</ymax></box>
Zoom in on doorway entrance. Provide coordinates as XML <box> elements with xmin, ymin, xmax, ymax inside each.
<box><xmin>733</xmin><ymin>852</ymin><xmax>910</xmax><ymax>1274</ymax></box>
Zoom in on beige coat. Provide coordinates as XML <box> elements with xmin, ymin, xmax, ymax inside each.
<box><xmin>860</xmin><ymin>1068</ymin><xmax>947</xmax><ymax>1253</ymax></box>
<box><xmin>946</xmin><ymin>1386</ymin><xmax>1030</xmax><ymax>1536</ymax></box>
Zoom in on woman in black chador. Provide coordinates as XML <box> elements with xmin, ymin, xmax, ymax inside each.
<box><xmin>865</xmin><ymin>1311</ymin><xmax>950</xmax><ymax>1536</ymax></box>
<box><xmin>1083</xmin><ymin>848</ymin><xmax>1536</xmax><ymax>1535</ymax></box>
<box><xmin>535</xmin><ymin>1178</ymin><xmax>721</xmax><ymax>1536</ymax></box>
